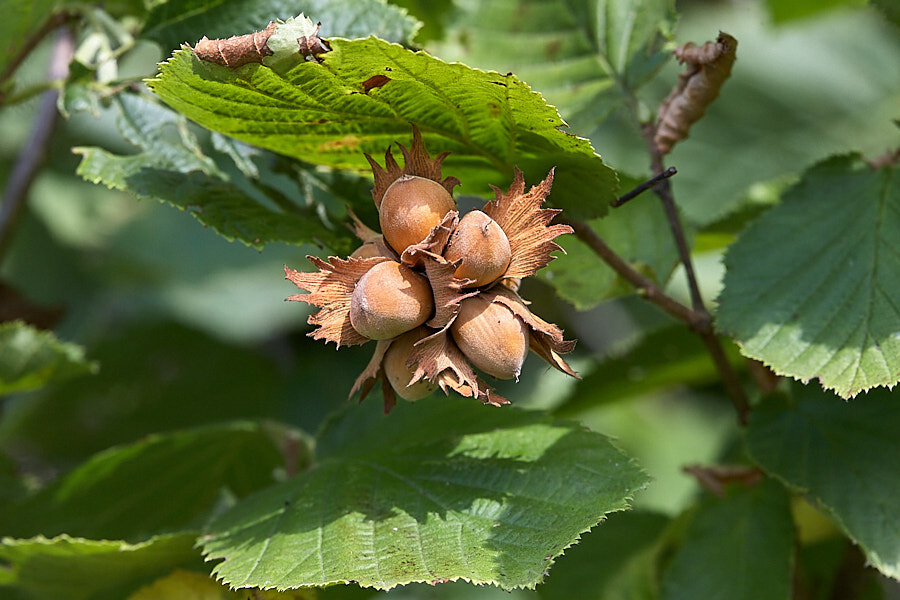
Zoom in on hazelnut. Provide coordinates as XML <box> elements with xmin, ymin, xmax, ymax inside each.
<box><xmin>350</xmin><ymin>237</ymin><xmax>394</xmax><ymax>260</ymax></box>
<box><xmin>350</xmin><ymin>261</ymin><xmax>434</xmax><ymax>340</ymax></box>
<box><xmin>444</xmin><ymin>210</ymin><xmax>511</xmax><ymax>287</ymax></box>
<box><xmin>383</xmin><ymin>328</ymin><xmax>437</xmax><ymax>401</ymax></box>
<box><xmin>450</xmin><ymin>294</ymin><xmax>528</xmax><ymax>380</ymax></box>
<box><xmin>379</xmin><ymin>175</ymin><xmax>455</xmax><ymax>254</ymax></box>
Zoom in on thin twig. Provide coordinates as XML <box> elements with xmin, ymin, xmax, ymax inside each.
<box><xmin>611</xmin><ymin>167</ymin><xmax>678</xmax><ymax>207</ymax></box>
<box><xmin>0</xmin><ymin>28</ymin><xmax>74</xmax><ymax>261</ymax></box>
<box><xmin>637</xmin><ymin>123</ymin><xmax>750</xmax><ymax>425</ymax></box>
<box><xmin>0</xmin><ymin>11</ymin><xmax>75</xmax><ymax>103</ymax></box>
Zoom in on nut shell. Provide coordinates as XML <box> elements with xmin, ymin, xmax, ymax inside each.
<box><xmin>379</xmin><ymin>175</ymin><xmax>455</xmax><ymax>255</ymax></box>
<box><xmin>450</xmin><ymin>295</ymin><xmax>528</xmax><ymax>380</ymax></box>
<box><xmin>383</xmin><ymin>328</ymin><xmax>437</xmax><ymax>401</ymax></box>
<box><xmin>350</xmin><ymin>261</ymin><xmax>434</xmax><ymax>340</ymax></box>
<box><xmin>444</xmin><ymin>210</ymin><xmax>511</xmax><ymax>287</ymax></box>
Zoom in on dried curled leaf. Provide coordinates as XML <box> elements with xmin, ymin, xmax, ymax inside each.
<box><xmin>349</xmin><ymin>339</ymin><xmax>396</xmax><ymax>413</ymax></box>
<box><xmin>193</xmin><ymin>22</ymin><xmax>277</xmax><ymax>68</ymax></box>
<box><xmin>483</xmin><ymin>168</ymin><xmax>572</xmax><ymax>279</ymax></box>
<box><xmin>365</xmin><ymin>125</ymin><xmax>460</xmax><ymax>209</ymax></box>
<box><xmin>284</xmin><ymin>256</ymin><xmax>389</xmax><ymax>347</ymax></box>
<box><xmin>193</xmin><ymin>18</ymin><xmax>329</xmax><ymax>69</ymax></box>
<box><xmin>654</xmin><ymin>32</ymin><xmax>737</xmax><ymax>154</ymax></box>
<box><xmin>490</xmin><ymin>287</ymin><xmax>578</xmax><ymax>378</ymax></box>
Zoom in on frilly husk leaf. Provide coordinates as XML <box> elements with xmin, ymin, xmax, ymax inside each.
<box><xmin>421</xmin><ymin>255</ymin><xmax>479</xmax><ymax>330</ymax></box>
<box><xmin>365</xmin><ymin>125</ymin><xmax>460</xmax><ymax>209</ymax></box>
<box><xmin>284</xmin><ymin>256</ymin><xmax>389</xmax><ymax>347</ymax></box>
<box><xmin>349</xmin><ymin>339</ymin><xmax>397</xmax><ymax>413</ymax></box>
<box><xmin>489</xmin><ymin>287</ymin><xmax>579</xmax><ymax>378</ymax></box>
<box><xmin>408</xmin><ymin>330</ymin><xmax>508</xmax><ymax>407</ymax></box>
<box><xmin>400</xmin><ymin>210</ymin><xmax>457</xmax><ymax>266</ymax></box>
<box><xmin>483</xmin><ymin>168</ymin><xmax>572</xmax><ymax>279</ymax></box>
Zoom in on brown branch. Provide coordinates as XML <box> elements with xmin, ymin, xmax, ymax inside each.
<box><xmin>0</xmin><ymin>27</ymin><xmax>74</xmax><ymax>261</ymax></box>
<box><xmin>611</xmin><ymin>167</ymin><xmax>678</xmax><ymax>207</ymax></box>
<box><xmin>0</xmin><ymin>11</ymin><xmax>75</xmax><ymax>103</ymax></box>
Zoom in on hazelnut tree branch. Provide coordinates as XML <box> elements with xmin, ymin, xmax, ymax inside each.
<box><xmin>0</xmin><ymin>28</ymin><xmax>74</xmax><ymax>262</ymax></box>
<box><xmin>0</xmin><ymin>11</ymin><xmax>76</xmax><ymax>104</ymax></box>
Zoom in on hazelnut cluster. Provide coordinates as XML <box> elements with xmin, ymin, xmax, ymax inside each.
<box><xmin>285</xmin><ymin>128</ymin><xmax>577</xmax><ymax>412</ymax></box>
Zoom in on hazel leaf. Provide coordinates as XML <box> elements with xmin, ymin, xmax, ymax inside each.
<box><xmin>148</xmin><ymin>33</ymin><xmax>617</xmax><ymax>219</ymax></box>
<box><xmin>716</xmin><ymin>154</ymin><xmax>900</xmax><ymax>398</ymax></box>
<box><xmin>200</xmin><ymin>396</ymin><xmax>650</xmax><ymax>591</ymax></box>
<box><xmin>0</xmin><ymin>321</ymin><xmax>97</xmax><ymax>396</ymax></box>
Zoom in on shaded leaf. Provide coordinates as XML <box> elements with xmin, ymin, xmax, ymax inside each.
<box><xmin>746</xmin><ymin>384</ymin><xmax>900</xmax><ymax>580</ymax></box>
<box><xmin>141</xmin><ymin>0</ymin><xmax>419</xmax><ymax>54</ymax></box>
<box><xmin>765</xmin><ymin>0</ymin><xmax>866</xmax><ymax>23</ymax></box>
<box><xmin>0</xmin><ymin>322</ymin><xmax>284</xmax><ymax>465</ymax></box>
<box><xmin>75</xmin><ymin>92</ymin><xmax>348</xmax><ymax>250</ymax></box>
<box><xmin>0</xmin><ymin>321</ymin><xmax>97</xmax><ymax>396</ymax></box>
<box><xmin>0</xmin><ymin>422</ymin><xmax>290</xmax><ymax>540</ymax></box>
<box><xmin>538</xmin><ymin>510</ymin><xmax>669</xmax><ymax>600</ymax></box>
<box><xmin>716</xmin><ymin>154</ymin><xmax>900</xmax><ymax>398</ymax></box>
<box><xmin>0</xmin><ymin>0</ymin><xmax>58</xmax><ymax>78</ymax></box>
<box><xmin>539</xmin><ymin>173</ymin><xmax>682</xmax><ymax>309</ymax></box>
<box><xmin>148</xmin><ymin>36</ymin><xmax>617</xmax><ymax>220</ymax></box>
<box><xmin>553</xmin><ymin>326</ymin><xmax>743</xmax><ymax>417</ymax></box>
<box><xmin>128</xmin><ymin>569</ymin><xmax>314</xmax><ymax>600</ymax></box>
<box><xmin>202</xmin><ymin>396</ymin><xmax>649</xmax><ymax>591</ymax></box>
<box><xmin>660</xmin><ymin>479</ymin><xmax>794</xmax><ymax>600</ymax></box>
<box><xmin>0</xmin><ymin>534</ymin><xmax>205</xmax><ymax>600</ymax></box>
<box><xmin>438</xmin><ymin>0</ymin><xmax>675</xmax><ymax>132</ymax></box>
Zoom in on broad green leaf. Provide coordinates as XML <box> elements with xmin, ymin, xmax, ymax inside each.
<box><xmin>0</xmin><ymin>534</ymin><xmax>204</xmax><ymax>600</ymax></box>
<box><xmin>660</xmin><ymin>479</ymin><xmax>794</xmax><ymax>600</ymax></box>
<box><xmin>0</xmin><ymin>0</ymin><xmax>57</xmax><ymax>78</ymax></box>
<box><xmin>0</xmin><ymin>422</ymin><xmax>290</xmax><ymax>540</ymax></box>
<box><xmin>128</xmin><ymin>569</ymin><xmax>314</xmax><ymax>600</ymax></box>
<box><xmin>716</xmin><ymin>154</ymin><xmax>899</xmax><ymax>398</ymax></box>
<box><xmin>765</xmin><ymin>0</ymin><xmax>866</xmax><ymax>23</ymax></box>
<box><xmin>538</xmin><ymin>511</ymin><xmax>669</xmax><ymax>600</ymax></box>
<box><xmin>0</xmin><ymin>321</ymin><xmax>97</xmax><ymax>396</ymax></box>
<box><xmin>202</xmin><ymin>396</ymin><xmax>649</xmax><ymax>591</ymax></box>
<box><xmin>746</xmin><ymin>384</ymin><xmax>900</xmax><ymax>580</ymax></box>
<box><xmin>553</xmin><ymin>327</ymin><xmax>743</xmax><ymax>417</ymax></box>
<box><xmin>148</xmin><ymin>35</ymin><xmax>617</xmax><ymax>220</ymax></box>
<box><xmin>142</xmin><ymin>0</ymin><xmax>420</xmax><ymax>54</ymax></box>
<box><xmin>76</xmin><ymin>92</ymin><xmax>350</xmax><ymax>250</ymax></box>
<box><xmin>439</xmin><ymin>0</ymin><xmax>675</xmax><ymax>132</ymax></box>
<box><xmin>0</xmin><ymin>322</ymin><xmax>286</xmax><ymax>465</ymax></box>
<box><xmin>539</xmin><ymin>173</ymin><xmax>681</xmax><ymax>309</ymax></box>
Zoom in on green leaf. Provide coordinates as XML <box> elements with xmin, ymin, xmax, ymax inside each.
<box><xmin>553</xmin><ymin>327</ymin><xmax>743</xmax><ymax>417</ymax></box>
<box><xmin>716</xmin><ymin>154</ymin><xmax>900</xmax><ymax>398</ymax></box>
<box><xmin>148</xmin><ymin>35</ymin><xmax>617</xmax><ymax>220</ymax></box>
<box><xmin>660</xmin><ymin>479</ymin><xmax>794</xmax><ymax>600</ymax></box>
<box><xmin>141</xmin><ymin>0</ymin><xmax>420</xmax><ymax>54</ymax></box>
<box><xmin>746</xmin><ymin>384</ymin><xmax>900</xmax><ymax>580</ymax></box>
<box><xmin>438</xmin><ymin>0</ymin><xmax>675</xmax><ymax>132</ymax></box>
<box><xmin>76</xmin><ymin>92</ymin><xmax>349</xmax><ymax>250</ymax></box>
<box><xmin>765</xmin><ymin>0</ymin><xmax>867</xmax><ymax>23</ymax></box>
<box><xmin>0</xmin><ymin>422</ymin><xmax>290</xmax><ymax>540</ymax></box>
<box><xmin>0</xmin><ymin>322</ymin><xmax>285</xmax><ymax>466</ymax></box>
<box><xmin>0</xmin><ymin>533</ymin><xmax>205</xmax><ymax>600</ymax></box>
<box><xmin>127</xmin><ymin>569</ymin><xmax>314</xmax><ymax>600</ymax></box>
<box><xmin>0</xmin><ymin>321</ymin><xmax>97</xmax><ymax>396</ymax></box>
<box><xmin>538</xmin><ymin>511</ymin><xmax>669</xmax><ymax>600</ymax></box>
<box><xmin>539</xmin><ymin>173</ymin><xmax>681</xmax><ymax>309</ymax></box>
<box><xmin>202</xmin><ymin>396</ymin><xmax>649</xmax><ymax>591</ymax></box>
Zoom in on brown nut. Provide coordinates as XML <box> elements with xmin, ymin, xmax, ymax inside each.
<box><xmin>444</xmin><ymin>210</ymin><xmax>511</xmax><ymax>287</ymax></box>
<box><xmin>383</xmin><ymin>327</ymin><xmax>437</xmax><ymax>401</ymax></box>
<box><xmin>450</xmin><ymin>294</ymin><xmax>528</xmax><ymax>380</ymax></box>
<box><xmin>379</xmin><ymin>175</ymin><xmax>455</xmax><ymax>255</ymax></box>
<box><xmin>350</xmin><ymin>261</ymin><xmax>434</xmax><ymax>340</ymax></box>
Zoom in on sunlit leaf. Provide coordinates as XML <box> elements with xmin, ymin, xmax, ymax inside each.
<box><xmin>148</xmin><ymin>35</ymin><xmax>617</xmax><ymax>220</ymax></box>
<box><xmin>717</xmin><ymin>154</ymin><xmax>899</xmax><ymax>398</ymax></box>
<box><xmin>202</xmin><ymin>396</ymin><xmax>649</xmax><ymax>591</ymax></box>
<box><xmin>746</xmin><ymin>384</ymin><xmax>900</xmax><ymax>580</ymax></box>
